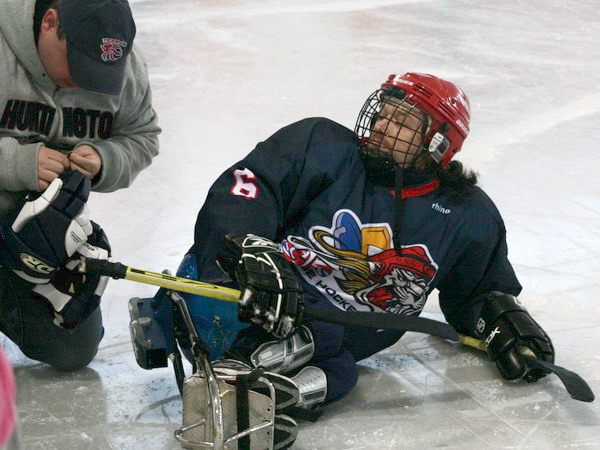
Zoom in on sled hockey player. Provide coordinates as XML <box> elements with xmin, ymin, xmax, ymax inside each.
<box><xmin>178</xmin><ymin>72</ymin><xmax>555</xmax><ymax>449</ymax></box>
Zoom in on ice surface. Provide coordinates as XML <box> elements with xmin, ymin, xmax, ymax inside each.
<box><xmin>2</xmin><ymin>0</ymin><xmax>600</xmax><ymax>448</ymax></box>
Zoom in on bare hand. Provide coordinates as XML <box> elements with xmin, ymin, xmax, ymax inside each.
<box><xmin>38</xmin><ymin>146</ymin><xmax>69</xmax><ymax>190</ymax></box>
<box><xmin>69</xmin><ymin>145</ymin><xmax>102</xmax><ymax>179</ymax></box>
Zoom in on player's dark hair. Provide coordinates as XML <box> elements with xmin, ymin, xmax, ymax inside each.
<box><xmin>423</xmin><ymin>158</ymin><xmax>479</xmax><ymax>202</ymax></box>
<box><xmin>362</xmin><ymin>150</ymin><xmax>479</xmax><ymax>202</ymax></box>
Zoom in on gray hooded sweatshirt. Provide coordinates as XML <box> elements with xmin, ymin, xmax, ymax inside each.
<box><xmin>0</xmin><ymin>0</ymin><xmax>161</xmax><ymax>220</ymax></box>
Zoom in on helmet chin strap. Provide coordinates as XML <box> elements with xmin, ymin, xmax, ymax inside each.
<box><xmin>393</xmin><ymin>166</ymin><xmax>404</xmax><ymax>249</ymax></box>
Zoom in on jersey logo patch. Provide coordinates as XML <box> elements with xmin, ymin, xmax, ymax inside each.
<box><xmin>230</xmin><ymin>168</ymin><xmax>259</xmax><ymax>199</ymax></box>
<box><xmin>281</xmin><ymin>209</ymin><xmax>438</xmax><ymax>315</ymax></box>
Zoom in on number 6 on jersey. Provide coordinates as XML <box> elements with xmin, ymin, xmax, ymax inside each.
<box><xmin>230</xmin><ymin>168</ymin><xmax>258</xmax><ymax>199</ymax></box>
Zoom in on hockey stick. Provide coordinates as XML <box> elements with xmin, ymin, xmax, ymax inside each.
<box><xmin>457</xmin><ymin>333</ymin><xmax>594</xmax><ymax>403</ymax></box>
<box><xmin>82</xmin><ymin>258</ymin><xmax>458</xmax><ymax>341</ymax></box>
<box><xmin>457</xmin><ymin>333</ymin><xmax>486</xmax><ymax>351</ymax></box>
<box><xmin>83</xmin><ymin>259</ymin><xmax>593</xmax><ymax>402</ymax></box>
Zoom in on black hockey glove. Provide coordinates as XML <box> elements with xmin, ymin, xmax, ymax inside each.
<box><xmin>477</xmin><ymin>291</ymin><xmax>555</xmax><ymax>382</ymax></box>
<box><xmin>217</xmin><ymin>233</ymin><xmax>304</xmax><ymax>340</ymax></box>
<box><xmin>32</xmin><ymin>222</ymin><xmax>111</xmax><ymax>329</ymax></box>
<box><xmin>0</xmin><ymin>172</ymin><xmax>92</xmax><ymax>283</ymax></box>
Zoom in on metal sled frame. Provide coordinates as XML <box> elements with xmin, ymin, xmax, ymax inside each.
<box><xmin>169</xmin><ymin>290</ymin><xmax>277</xmax><ymax>450</ymax></box>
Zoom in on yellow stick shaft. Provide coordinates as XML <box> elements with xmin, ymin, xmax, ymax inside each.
<box><xmin>87</xmin><ymin>258</ymin><xmax>489</xmax><ymax>350</ymax></box>
<box><xmin>457</xmin><ymin>333</ymin><xmax>486</xmax><ymax>352</ymax></box>
<box><xmin>123</xmin><ymin>267</ymin><xmax>240</xmax><ymax>303</ymax></box>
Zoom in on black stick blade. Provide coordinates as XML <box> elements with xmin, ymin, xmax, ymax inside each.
<box><xmin>525</xmin><ymin>357</ymin><xmax>595</xmax><ymax>402</ymax></box>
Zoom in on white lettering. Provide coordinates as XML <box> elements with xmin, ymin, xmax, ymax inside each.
<box><xmin>476</xmin><ymin>317</ymin><xmax>486</xmax><ymax>335</ymax></box>
<box><xmin>485</xmin><ymin>326</ymin><xmax>501</xmax><ymax>347</ymax></box>
<box><xmin>455</xmin><ymin>119</ymin><xmax>469</xmax><ymax>135</ymax></box>
<box><xmin>20</xmin><ymin>253</ymin><xmax>54</xmax><ymax>274</ymax></box>
<box><xmin>432</xmin><ymin>202</ymin><xmax>451</xmax><ymax>214</ymax></box>
<box><xmin>393</xmin><ymin>75</ymin><xmax>414</xmax><ymax>86</ymax></box>
<box><xmin>316</xmin><ymin>280</ymin><xmax>357</xmax><ymax>311</ymax></box>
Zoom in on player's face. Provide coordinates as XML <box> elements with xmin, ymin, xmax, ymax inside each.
<box><xmin>368</xmin><ymin>99</ymin><xmax>427</xmax><ymax>168</ymax></box>
<box><xmin>37</xmin><ymin>9</ymin><xmax>77</xmax><ymax>89</ymax></box>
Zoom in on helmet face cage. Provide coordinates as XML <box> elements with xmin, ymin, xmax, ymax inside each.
<box><xmin>355</xmin><ymin>87</ymin><xmax>436</xmax><ymax>173</ymax></box>
<box><xmin>355</xmin><ymin>73</ymin><xmax>470</xmax><ymax>174</ymax></box>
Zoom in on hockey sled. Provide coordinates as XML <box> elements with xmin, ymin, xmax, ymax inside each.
<box><xmin>128</xmin><ymin>254</ymin><xmax>285</xmax><ymax>449</ymax></box>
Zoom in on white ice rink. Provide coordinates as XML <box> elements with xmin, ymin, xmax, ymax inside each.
<box><xmin>3</xmin><ymin>0</ymin><xmax>600</xmax><ymax>448</ymax></box>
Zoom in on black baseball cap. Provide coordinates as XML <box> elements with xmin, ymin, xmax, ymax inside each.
<box><xmin>57</xmin><ymin>0</ymin><xmax>136</xmax><ymax>95</ymax></box>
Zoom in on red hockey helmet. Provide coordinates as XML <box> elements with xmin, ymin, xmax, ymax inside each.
<box><xmin>355</xmin><ymin>72</ymin><xmax>471</xmax><ymax>168</ymax></box>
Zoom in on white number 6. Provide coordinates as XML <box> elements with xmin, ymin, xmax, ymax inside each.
<box><xmin>231</xmin><ymin>168</ymin><xmax>258</xmax><ymax>199</ymax></box>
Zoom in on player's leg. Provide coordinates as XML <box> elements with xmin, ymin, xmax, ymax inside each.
<box><xmin>218</xmin><ymin>302</ymin><xmax>359</xmax><ymax>408</ymax></box>
<box><xmin>342</xmin><ymin>325</ymin><xmax>406</xmax><ymax>362</ymax></box>
<box><xmin>0</xmin><ymin>268</ymin><xmax>103</xmax><ymax>371</ymax></box>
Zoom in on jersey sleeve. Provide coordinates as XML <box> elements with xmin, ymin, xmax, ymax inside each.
<box><xmin>192</xmin><ymin>118</ymin><xmax>359</xmax><ymax>283</ymax></box>
<box><xmin>437</xmin><ymin>198</ymin><xmax>522</xmax><ymax>336</ymax></box>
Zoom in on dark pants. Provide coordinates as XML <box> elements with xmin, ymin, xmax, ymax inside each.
<box><xmin>0</xmin><ymin>269</ymin><xmax>103</xmax><ymax>371</ymax></box>
<box><xmin>230</xmin><ymin>293</ymin><xmax>406</xmax><ymax>405</ymax></box>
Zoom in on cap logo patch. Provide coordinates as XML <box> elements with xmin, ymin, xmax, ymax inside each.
<box><xmin>100</xmin><ymin>38</ymin><xmax>128</xmax><ymax>62</ymax></box>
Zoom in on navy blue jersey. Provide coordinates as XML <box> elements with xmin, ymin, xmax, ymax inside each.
<box><xmin>192</xmin><ymin>118</ymin><xmax>521</xmax><ymax>337</ymax></box>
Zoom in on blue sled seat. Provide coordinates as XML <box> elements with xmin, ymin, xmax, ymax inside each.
<box><xmin>173</xmin><ymin>253</ymin><xmax>250</xmax><ymax>361</ymax></box>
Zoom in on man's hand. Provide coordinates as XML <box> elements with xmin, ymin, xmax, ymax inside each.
<box><xmin>38</xmin><ymin>146</ymin><xmax>70</xmax><ymax>190</ymax></box>
<box><xmin>478</xmin><ymin>292</ymin><xmax>555</xmax><ymax>382</ymax></box>
<box><xmin>217</xmin><ymin>233</ymin><xmax>304</xmax><ymax>340</ymax></box>
<box><xmin>69</xmin><ymin>145</ymin><xmax>102</xmax><ymax>179</ymax></box>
